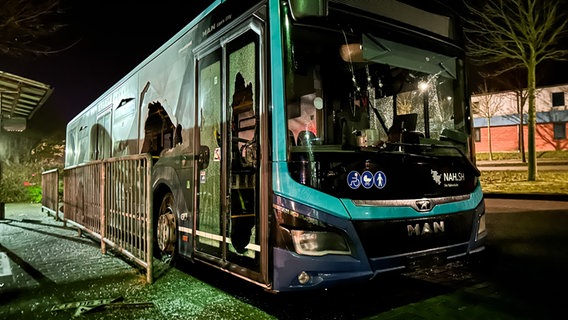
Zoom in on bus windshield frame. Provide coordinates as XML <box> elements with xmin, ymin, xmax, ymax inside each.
<box><xmin>283</xmin><ymin>5</ymin><xmax>475</xmax><ymax>198</ymax></box>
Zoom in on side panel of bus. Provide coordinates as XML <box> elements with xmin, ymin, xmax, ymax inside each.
<box><xmin>136</xmin><ymin>23</ymin><xmax>201</xmax><ymax>262</ymax></box>
<box><xmin>64</xmin><ymin>0</ymin><xmax>271</xmax><ymax>287</ymax></box>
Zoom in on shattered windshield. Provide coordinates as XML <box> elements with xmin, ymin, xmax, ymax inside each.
<box><xmin>285</xmin><ymin>24</ymin><xmax>469</xmax><ymax>154</ymax></box>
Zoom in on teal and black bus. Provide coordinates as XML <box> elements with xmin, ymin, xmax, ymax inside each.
<box><xmin>65</xmin><ymin>0</ymin><xmax>486</xmax><ymax>292</ymax></box>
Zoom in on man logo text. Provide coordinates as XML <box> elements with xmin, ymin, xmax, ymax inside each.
<box><xmin>407</xmin><ymin>221</ymin><xmax>445</xmax><ymax>236</ymax></box>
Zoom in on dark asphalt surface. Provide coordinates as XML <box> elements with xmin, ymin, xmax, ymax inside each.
<box><xmin>1</xmin><ymin>185</ymin><xmax>567</xmax><ymax>319</ymax></box>
<box><xmin>1</xmin><ymin>203</ymin><xmax>275</xmax><ymax>319</ymax></box>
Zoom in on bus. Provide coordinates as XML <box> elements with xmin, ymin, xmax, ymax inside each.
<box><xmin>64</xmin><ymin>0</ymin><xmax>486</xmax><ymax>292</ymax></box>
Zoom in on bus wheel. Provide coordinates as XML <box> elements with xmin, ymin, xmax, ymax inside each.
<box><xmin>156</xmin><ymin>192</ymin><xmax>177</xmax><ymax>264</ymax></box>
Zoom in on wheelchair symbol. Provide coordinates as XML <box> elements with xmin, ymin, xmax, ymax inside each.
<box><xmin>347</xmin><ymin>171</ymin><xmax>361</xmax><ymax>189</ymax></box>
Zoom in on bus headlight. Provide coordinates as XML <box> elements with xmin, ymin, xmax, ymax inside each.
<box><xmin>477</xmin><ymin>213</ymin><xmax>486</xmax><ymax>236</ymax></box>
<box><xmin>291</xmin><ymin>230</ymin><xmax>351</xmax><ymax>256</ymax></box>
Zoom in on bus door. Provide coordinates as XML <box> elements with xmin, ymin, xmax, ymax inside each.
<box><xmin>195</xmin><ymin>19</ymin><xmax>265</xmax><ymax>284</ymax></box>
<box><xmin>195</xmin><ymin>46</ymin><xmax>224</xmax><ymax>261</ymax></box>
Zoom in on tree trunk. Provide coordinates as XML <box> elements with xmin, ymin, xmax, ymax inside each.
<box><xmin>527</xmin><ymin>59</ymin><xmax>537</xmax><ymax>181</ymax></box>
<box><xmin>487</xmin><ymin>117</ymin><xmax>493</xmax><ymax>161</ymax></box>
<box><xmin>520</xmin><ymin>122</ymin><xmax>526</xmax><ymax>162</ymax></box>
<box><xmin>517</xmin><ymin>92</ymin><xmax>526</xmax><ymax>163</ymax></box>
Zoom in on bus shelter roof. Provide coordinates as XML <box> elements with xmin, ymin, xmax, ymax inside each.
<box><xmin>0</xmin><ymin>70</ymin><xmax>53</xmax><ymax>120</ymax></box>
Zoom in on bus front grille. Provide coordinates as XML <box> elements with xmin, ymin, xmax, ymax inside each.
<box><xmin>352</xmin><ymin>210</ymin><xmax>475</xmax><ymax>259</ymax></box>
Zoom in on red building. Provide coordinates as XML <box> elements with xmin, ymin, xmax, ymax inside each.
<box><xmin>472</xmin><ymin>84</ymin><xmax>568</xmax><ymax>153</ymax></box>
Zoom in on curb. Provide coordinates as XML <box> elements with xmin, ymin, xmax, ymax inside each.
<box><xmin>476</xmin><ymin>160</ymin><xmax>568</xmax><ymax>167</ymax></box>
<box><xmin>483</xmin><ymin>192</ymin><xmax>568</xmax><ymax>201</ymax></box>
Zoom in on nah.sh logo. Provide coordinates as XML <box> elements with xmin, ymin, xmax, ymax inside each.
<box><xmin>430</xmin><ymin>169</ymin><xmax>465</xmax><ymax>185</ymax></box>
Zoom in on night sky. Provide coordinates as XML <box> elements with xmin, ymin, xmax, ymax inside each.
<box><xmin>0</xmin><ymin>0</ymin><xmax>212</xmax><ymax>136</ymax></box>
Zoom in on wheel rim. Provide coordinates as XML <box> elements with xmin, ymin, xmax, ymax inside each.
<box><xmin>156</xmin><ymin>194</ymin><xmax>176</xmax><ymax>261</ymax></box>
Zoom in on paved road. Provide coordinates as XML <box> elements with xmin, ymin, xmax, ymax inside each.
<box><xmin>1</xmin><ymin>200</ymin><xmax>567</xmax><ymax>319</ymax></box>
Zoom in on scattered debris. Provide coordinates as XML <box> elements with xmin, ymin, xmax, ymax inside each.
<box><xmin>50</xmin><ymin>296</ymin><xmax>154</xmax><ymax>317</ymax></box>
<box><xmin>50</xmin><ymin>297</ymin><xmax>123</xmax><ymax>312</ymax></box>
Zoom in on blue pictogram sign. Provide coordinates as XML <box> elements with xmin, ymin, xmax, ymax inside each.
<box><xmin>347</xmin><ymin>171</ymin><xmax>361</xmax><ymax>189</ymax></box>
<box><xmin>361</xmin><ymin>171</ymin><xmax>374</xmax><ymax>189</ymax></box>
<box><xmin>374</xmin><ymin>171</ymin><xmax>387</xmax><ymax>189</ymax></box>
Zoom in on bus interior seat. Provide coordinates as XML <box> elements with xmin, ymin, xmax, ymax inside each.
<box><xmin>390</xmin><ymin>113</ymin><xmax>417</xmax><ymax>133</ymax></box>
<box><xmin>388</xmin><ymin>113</ymin><xmax>421</xmax><ymax>143</ymax></box>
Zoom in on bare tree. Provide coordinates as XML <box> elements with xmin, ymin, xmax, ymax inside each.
<box><xmin>472</xmin><ymin>79</ymin><xmax>503</xmax><ymax>161</ymax></box>
<box><xmin>504</xmin><ymin>71</ymin><xmax>530</xmax><ymax>163</ymax></box>
<box><xmin>491</xmin><ymin>69</ymin><xmax>531</xmax><ymax>162</ymax></box>
<box><xmin>0</xmin><ymin>0</ymin><xmax>66</xmax><ymax>56</ymax></box>
<box><xmin>465</xmin><ymin>0</ymin><xmax>568</xmax><ymax>181</ymax></box>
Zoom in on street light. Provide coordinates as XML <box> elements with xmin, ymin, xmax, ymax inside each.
<box><xmin>418</xmin><ymin>81</ymin><xmax>429</xmax><ymax>92</ymax></box>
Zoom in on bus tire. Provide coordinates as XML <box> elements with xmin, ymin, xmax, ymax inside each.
<box><xmin>155</xmin><ymin>192</ymin><xmax>177</xmax><ymax>265</ymax></box>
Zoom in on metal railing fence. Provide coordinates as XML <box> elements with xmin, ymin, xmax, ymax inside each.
<box><xmin>41</xmin><ymin>169</ymin><xmax>60</xmax><ymax>220</ymax></box>
<box><xmin>64</xmin><ymin>162</ymin><xmax>103</xmax><ymax>234</ymax></box>
<box><xmin>60</xmin><ymin>154</ymin><xmax>153</xmax><ymax>283</ymax></box>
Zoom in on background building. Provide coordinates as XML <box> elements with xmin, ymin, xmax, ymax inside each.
<box><xmin>472</xmin><ymin>84</ymin><xmax>568</xmax><ymax>153</ymax></box>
